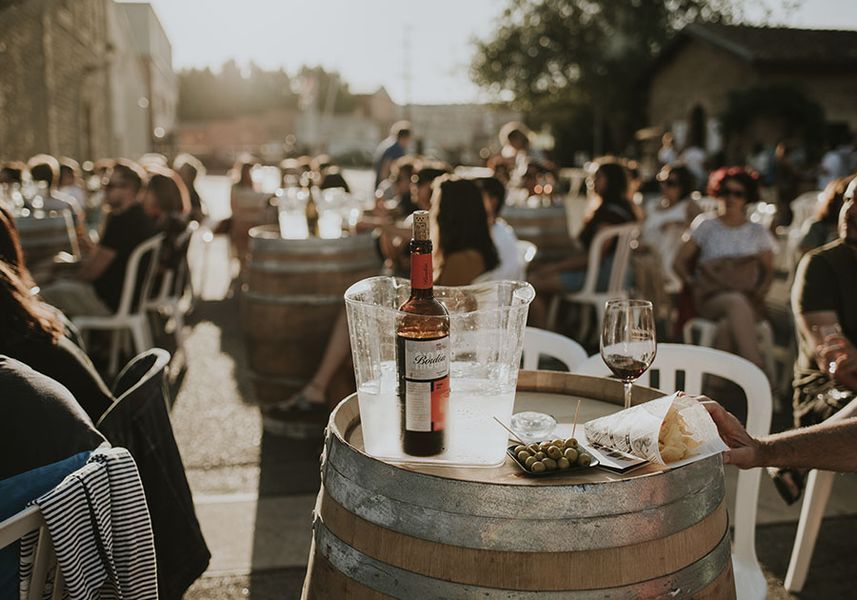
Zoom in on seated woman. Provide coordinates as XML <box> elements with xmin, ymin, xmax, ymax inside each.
<box><xmin>799</xmin><ymin>175</ymin><xmax>853</xmax><ymax>254</ymax></box>
<box><xmin>527</xmin><ymin>159</ymin><xmax>641</xmax><ymax>327</ymax></box>
<box><xmin>142</xmin><ymin>167</ymin><xmax>191</xmax><ymax>287</ymax></box>
<box><xmin>262</xmin><ymin>176</ymin><xmax>498</xmax><ymax>430</ymax></box>
<box><xmin>673</xmin><ymin>167</ymin><xmax>775</xmax><ymax>370</ymax></box>
<box><xmin>643</xmin><ymin>163</ymin><xmax>702</xmax><ymax>251</ymax></box>
<box><xmin>0</xmin><ymin>260</ymin><xmax>114</xmax><ymax>422</ymax></box>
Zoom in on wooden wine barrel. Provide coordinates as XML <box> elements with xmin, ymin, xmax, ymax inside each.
<box><xmin>302</xmin><ymin>371</ymin><xmax>735</xmax><ymax>599</ymax></box>
<box><xmin>230</xmin><ymin>188</ymin><xmax>276</xmax><ymax>259</ymax></box>
<box><xmin>504</xmin><ymin>205</ymin><xmax>574</xmax><ymax>264</ymax></box>
<box><xmin>15</xmin><ymin>212</ymin><xmax>78</xmax><ymax>267</ymax></box>
<box><xmin>241</xmin><ymin>225</ymin><xmax>381</xmax><ymax>438</ymax></box>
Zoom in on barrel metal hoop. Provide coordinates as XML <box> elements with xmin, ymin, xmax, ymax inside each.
<box><xmin>249</xmin><ymin>234</ymin><xmax>376</xmax><ymax>255</ymax></box>
<box><xmin>246</xmin><ymin>257</ymin><xmax>381</xmax><ymax>274</ymax></box>
<box><xmin>313</xmin><ymin>519</ymin><xmax>732</xmax><ymax>599</ymax></box>
<box><xmin>325</xmin><ymin>430</ymin><xmax>723</xmax><ymax>519</ymax></box>
<box><xmin>512</xmin><ymin>226</ymin><xmax>570</xmax><ymax>236</ymax></box>
<box><xmin>241</xmin><ymin>291</ymin><xmax>343</xmax><ymax>305</ymax></box>
<box><xmin>321</xmin><ymin>462</ymin><xmax>724</xmax><ymax>552</ymax></box>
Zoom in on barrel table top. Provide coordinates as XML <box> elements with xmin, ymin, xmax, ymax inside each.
<box><xmin>335</xmin><ymin>369</ymin><xmax>705</xmax><ymax>485</ymax></box>
<box><xmin>310</xmin><ymin>370</ymin><xmax>733</xmax><ymax>599</ymax></box>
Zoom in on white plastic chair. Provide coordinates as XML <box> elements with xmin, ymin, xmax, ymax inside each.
<box><xmin>522</xmin><ymin>327</ymin><xmax>587</xmax><ymax>371</ymax></box>
<box><xmin>683</xmin><ymin>318</ymin><xmax>777</xmax><ymax>385</ymax></box>
<box><xmin>73</xmin><ymin>233</ymin><xmax>164</xmax><ymax>376</ymax></box>
<box><xmin>517</xmin><ymin>240</ymin><xmax>537</xmax><ymax>274</ymax></box>
<box><xmin>784</xmin><ymin>397</ymin><xmax>857</xmax><ymax>592</ymax></box>
<box><xmin>574</xmin><ymin>343</ymin><xmax>772</xmax><ymax>600</ymax></box>
<box><xmin>748</xmin><ymin>202</ymin><xmax>778</xmax><ymax>230</ymax></box>
<box><xmin>789</xmin><ymin>191</ymin><xmax>822</xmax><ymax>230</ymax></box>
<box><xmin>0</xmin><ymin>506</ymin><xmax>64</xmax><ymax>599</ymax></box>
<box><xmin>696</xmin><ymin>196</ymin><xmax>720</xmax><ymax>214</ymax></box>
<box><xmin>546</xmin><ymin>223</ymin><xmax>640</xmax><ymax>340</ymax></box>
<box><xmin>145</xmin><ymin>224</ymin><xmax>195</xmax><ymax>349</ymax></box>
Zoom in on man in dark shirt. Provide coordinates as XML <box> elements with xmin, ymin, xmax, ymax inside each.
<box><xmin>373</xmin><ymin>121</ymin><xmax>411</xmax><ymax>190</ymax></box>
<box><xmin>0</xmin><ymin>356</ymin><xmax>105</xmax><ymax>480</ymax></box>
<box><xmin>42</xmin><ymin>160</ymin><xmax>158</xmax><ymax>315</ymax></box>
<box><xmin>791</xmin><ymin>184</ymin><xmax>857</xmax><ymax>428</ymax></box>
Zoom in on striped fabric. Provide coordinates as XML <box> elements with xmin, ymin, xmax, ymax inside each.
<box><xmin>19</xmin><ymin>447</ymin><xmax>158</xmax><ymax>599</ymax></box>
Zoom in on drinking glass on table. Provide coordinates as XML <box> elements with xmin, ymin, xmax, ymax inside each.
<box><xmin>601</xmin><ymin>299</ymin><xmax>657</xmax><ymax>409</ymax></box>
<box><xmin>811</xmin><ymin>323</ymin><xmax>848</xmax><ymax>376</ymax></box>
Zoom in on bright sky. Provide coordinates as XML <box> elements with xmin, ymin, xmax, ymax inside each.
<box><xmin>121</xmin><ymin>0</ymin><xmax>857</xmax><ymax>105</ymax></box>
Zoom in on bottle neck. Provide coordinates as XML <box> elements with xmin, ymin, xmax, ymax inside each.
<box><xmin>409</xmin><ymin>239</ymin><xmax>433</xmax><ymax>298</ymax></box>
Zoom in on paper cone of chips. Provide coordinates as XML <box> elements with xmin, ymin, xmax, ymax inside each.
<box><xmin>583</xmin><ymin>393</ymin><xmax>728</xmax><ymax>466</ymax></box>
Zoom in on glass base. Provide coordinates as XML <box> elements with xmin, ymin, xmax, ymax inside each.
<box><xmin>510</xmin><ymin>411</ymin><xmax>557</xmax><ymax>442</ymax></box>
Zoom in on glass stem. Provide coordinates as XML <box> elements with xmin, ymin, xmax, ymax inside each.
<box><xmin>624</xmin><ymin>381</ymin><xmax>633</xmax><ymax>410</ymax></box>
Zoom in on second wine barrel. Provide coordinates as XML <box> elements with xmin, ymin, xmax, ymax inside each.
<box><xmin>15</xmin><ymin>212</ymin><xmax>79</xmax><ymax>268</ymax></box>
<box><xmin>241</xmin><ymin>225</ymin><xmax>381</xmax><ymax>437</ymax></box>
<box><xmin>302</xmin><ymin>371</ymin><xmax>735</xmax><ymax>599</ymax></box>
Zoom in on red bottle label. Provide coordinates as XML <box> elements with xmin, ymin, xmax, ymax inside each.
<box><xmin>411</xmin><ymin>253</ymin><xmax>433</xmax><ymax>289</ymax></box>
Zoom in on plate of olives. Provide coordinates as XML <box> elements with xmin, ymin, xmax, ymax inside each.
<box><xmin>506</xmin><ymin>438</ymin><xmax>599</xmax><ymax>476</ymax></box>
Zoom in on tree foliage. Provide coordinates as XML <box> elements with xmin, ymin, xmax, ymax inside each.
<box><xmin>178</xmin><ymin>62</ymin><xmax>357</xmax><ymax>121</ymax></box>
<box><xmin>471</xmin><ymin>0</ymin><xmax>764</xmax><ymax>158</ymax></box>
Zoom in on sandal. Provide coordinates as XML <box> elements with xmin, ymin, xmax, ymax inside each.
<box><xmin>768</xmin><ymin>467</ymin><xmax>805</xmax><ymax>505</ymax></box>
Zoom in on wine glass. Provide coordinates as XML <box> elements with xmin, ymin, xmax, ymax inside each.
<box><xmin>601</xmin><ymin>299</ymin><xmax>657</xmax><ymax>409</ymax></box>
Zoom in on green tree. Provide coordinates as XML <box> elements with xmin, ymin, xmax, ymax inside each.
<box><xmin>471</xmin><ymin>0</ymin><xmax>790</xmax><ymax>162</ymax></box>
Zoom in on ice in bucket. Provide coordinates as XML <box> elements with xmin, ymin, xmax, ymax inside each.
<box><xmin>344</xmin><ymin>276</ymin><xmax>534</xmax><ymax>466</ymax></box>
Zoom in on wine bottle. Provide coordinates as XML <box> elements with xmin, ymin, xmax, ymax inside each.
<box><xmin>397</xmin><ymin>210</ymin><xmax>449</xmax><ymax>456</ymax></box>
<box><xmin>304</xmin><ymin>176</ymin><xmax>320</xmax><ymax>237</ymax></box>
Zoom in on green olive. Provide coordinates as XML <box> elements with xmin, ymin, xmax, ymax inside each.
<box><xmin>552</xmin><ymin>439</ymin><xmax>566</xmax><ymax>449</ymax></box>
<box><xmin>517</xmin><ymin>450</ymin><xmax>531</xmax><ymax>462</ymax></box>
<box><xmin>547</xmin><ymin>446</ymin><xmax>562</xmax><ymax>460</ymax></box>
<box><xmin>565</xmin><ymin>438</ymin><xmax>578</xmax><ymax>449</ymax></box>
<box><xmin>543</xmin><ymin>457</ymin><xmax>558</xmax><ymax>471</ymax></box>
<box><xmin>525</xmin><ymin>456</ymin><xmax>537</xmax><ymax>468</ymax></box>
<box><xmin>557</xmin><ymin>457</ymin><xmax>571</xmax><ymax>470</ymax></box>
<box><xmin>539</xmin><ymin>442</ymin><xmax>552</xmax><ymax>452</ymax></box>
<box><xmin>527</xmin><ymin>444</ymin><xmax>540</xmax><ymax>454</ymax></box>
<box><xmin>531</xmin><ymin>461</ymin><xmax>546</xmax><ymax>473</ymax></box>
<box><xmin>577</xmin><ymin>453</ymin><xmax>592</xmax><ymax>467</ymax></box>
<box><xmin>563</xmin><ymin>447</ymin><xmax>579</xmax><ymax>463</ymax></box>
<box><xmin>534</xmin><ymin>451</ymin><xmax>546</xmax><ymax>461</ymax></box>
<box><xmin>514</xmin><ymin>445</ymin><xmax>527</xmax><ymax>454</ymax></box>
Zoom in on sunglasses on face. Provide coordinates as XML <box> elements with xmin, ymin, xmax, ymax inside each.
<box><xmin>718</xmin><ymin>187</ymin><xmax>746</xmax><ymax>199</ymax></box>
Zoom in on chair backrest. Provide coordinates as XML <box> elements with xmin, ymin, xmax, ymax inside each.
<box><xmin>151</xmin><ymin>223</ymin><xmax>196</xmax><ymax>305</ymax></box>
<box><xmin>0</xmin><ymin>507</ymin><xmax>64</xmax><ymax>600</ymax></box>
<box><xmin>582</xmin><ymin>223</ymin><xmax>640</xmax><ymax>295</ymax></box>
<box><xmin>523</xmin><ymin>327</ymin><xmax>588</xmax><ymax>371</ymax></box>
<box><xmin>574</xmin><ymin>343</ymin><xmax>772</xmax><ymax>571</ymax></box>
<box><xmin>516</xmin><ymin>240</ymin><xmax>537</xmax><ymax>269</ymax></box>
<box><xmin>790</xmin><ymin>191</ymin><xmax>822</xmax><ymax>229</ymax></box>
<box><xmin>104</xmin><ymin>348</ymin><xmax>171</xmax><ymax>413</ymax></box>
<box><xmin>115</xmin><ymin>233</ymin><xmax>164</xmax><ymax>317</ymax></box>
<box><xmin>747</xmin><ymin>202</ymin><xmax>777</xmax><ymax>230</ymax></box>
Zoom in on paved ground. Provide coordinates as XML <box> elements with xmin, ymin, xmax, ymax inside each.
<box><xmin>166</xmin><ymin>176</ymin><xmax>856</xmax><ymax>599</ymax></box>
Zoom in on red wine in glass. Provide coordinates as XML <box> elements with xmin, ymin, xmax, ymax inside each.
<box><xmin>601</xmin><ymin>300</ymin><xmax>656</xmax><ymax>409</ymax></box>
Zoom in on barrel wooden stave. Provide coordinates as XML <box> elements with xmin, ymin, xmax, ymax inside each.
<box><xmin>242</xmin><ymin>226</ymin><xmax>380</xmax><ymax>418</ymax></box>
<box><xmin>303</xmin><ymin>372</ymin><xmax>735</xmax><ymax>599</ymax></box>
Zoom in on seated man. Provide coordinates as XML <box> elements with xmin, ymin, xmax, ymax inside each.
<box><xmin>41</xmin><ymin>160</ymin><xmax>158</xmax><ymax>317</ymax></box>
<box><xmin>772</xmin><ymin>181</ymin><xmax>857</xmax><ymax>502</ymax></box>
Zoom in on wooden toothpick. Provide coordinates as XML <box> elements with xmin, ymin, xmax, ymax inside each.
<box><xmin>493</xmin><ymin>416</ymin><xmax>526</xmax><ymax>445</ymax></box>
<box><xmin>571</xmin><ymin>398</ymin><xmax>582</xmax><ymax>440</ymax></box>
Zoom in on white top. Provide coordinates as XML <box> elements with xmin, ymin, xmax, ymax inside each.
<box><xmin>658</xmin><ymin>146</ymin><xmax>677</xmax><ymax>165</ymax></box>
<box><xmin>680</xmin><ymin>146</ymin><xmax>707</xmax><ymax>183</ymax></box>
<box><xmin>818</xmin><ymin>150</ymin><xmax>845</xmax><ymax>190</ymax></box>
<box><xmin>476</xmin><ymin>219</ymin><xmax>524</xmax><ymax>282</ymax></box>
<box><xmin>643</xmin><ymin>198</ymin><xmax>693</xmax><ymax>244</ymax></box>
<box><xmin>690</xmin><ymin>214</ymin><xmax>775</xmax><ymax>263</ymax></box>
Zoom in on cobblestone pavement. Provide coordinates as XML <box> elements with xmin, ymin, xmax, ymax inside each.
<box><xmin>170</xmin><ymin>176</ymin><xmax>856</xmax><ymax>599</ymax></box>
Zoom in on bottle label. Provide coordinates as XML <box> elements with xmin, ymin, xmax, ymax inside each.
<box><xmin>401</xmin><ymin>336</ymin><xmax>449</xmax><ymax>432</ymax></box>
<box><xmin>411</xmin><ymin>253</ymin><xmax>433</xmax><ymax>290</ymax></box>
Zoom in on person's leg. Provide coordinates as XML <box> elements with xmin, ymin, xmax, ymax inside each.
<box><xmin>299</xmin><ymin>309</ymin><xmax>351</xmax><ymax>405</ymax></box>
<box><xmin>698</xmin><ymin>291</ymin><xmax>764</xmax><ymax>369</ymax></box>
<box><xmin>526</xmin><ymin>271</ymin><xmax>566</xmax><ymax>329</ymax></box>
<box><xmin>40</xmin><ymin>280</ymin><xmax>112</xmax><ymax>318</ymax></box>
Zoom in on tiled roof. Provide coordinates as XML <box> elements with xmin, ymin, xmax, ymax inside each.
<box><xmin>686</xmin><ymin>23</ymin><xmax>857</xmax><ymax>66</ymax></box>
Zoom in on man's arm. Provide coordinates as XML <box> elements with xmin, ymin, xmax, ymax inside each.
<box><xmin>75</xmin><ymin>245</ymin><xmax>116</xmax><ymax>282</ymax></box>
<box><xmin>703</xmin><ymin>400</ymin><xmax>857</xmax><ymax>472</ymax></box>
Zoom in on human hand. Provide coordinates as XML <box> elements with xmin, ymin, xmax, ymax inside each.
<box><xmin>700</xmin><ymin>398</ymin><xmax>762</xmax><ymax>469</ymax></box>
<box><xmin>833</xmin><ymin>353</ymin><xmax>857</xmax><ymax>391</ymax></box>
